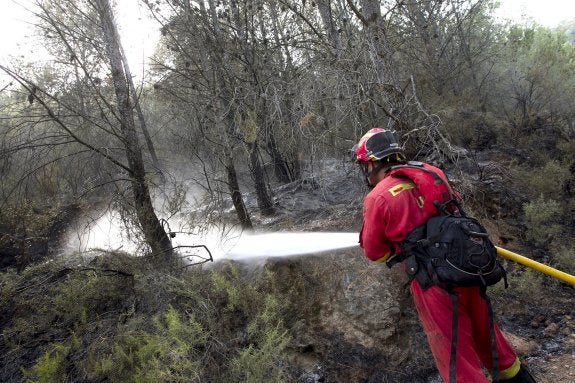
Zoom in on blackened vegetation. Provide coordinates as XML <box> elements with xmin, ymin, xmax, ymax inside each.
<box><xmin>0</xmin><ymin>204</ymin><xmax>81</xmax><ymax>271</ymax></box>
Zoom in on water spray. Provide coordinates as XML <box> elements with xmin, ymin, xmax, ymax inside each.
<box><xmin>209</xmin><ymin>231</ymin><xmax>575</xmax><ymax>285</ymax></box>
<box><xmin>65</xmin><ymin>212</ymin><xmax>575</xmax><ymax>285</ymax></box>
<box><xmin>222</xmin><ymin>232</ymin><xmax>359</xmax><ymax>259</ymax></box>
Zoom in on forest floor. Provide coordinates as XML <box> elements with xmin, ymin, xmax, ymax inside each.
<box><xmin>256</xmin><ymin>159</ymin><xmax>575</xmax><ymax>383</ymax></box>
<box><xmin>2</xmin><ymin>159</ymin><xmax>572</xmax><ymax>383</ymax></box>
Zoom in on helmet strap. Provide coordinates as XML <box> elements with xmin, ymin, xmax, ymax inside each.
<box><xmin>360</xmin><ymin>161</ymin><xmax>386</xmax><ymax>187</ymax></box>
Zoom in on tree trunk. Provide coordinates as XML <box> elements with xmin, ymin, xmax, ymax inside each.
<box><xmin>118</xmin><ymin>42</ymin><xmax>163</xmax><ymax>178</ymax></box>
<box><xmin>248</xmin><ymin>142</ymin><xmax>275</xmax><ymax>216</ymax></box>
<box><xmin>264</xmin><ymin>130</ymin><xmax>299</xmax><ymax>183</ymax></box>
<box><xmin>95</xmin><ymin>0</ymin><xmax>172</xmax><ymax>258</ymax></box>
<box><xmin>225</xmin><ymin>153</ymin><xmax>253</xmax><ymax>230</ymax></box>
<box><xmin>316</xmin><ymin>0</ymin><xmax>342</xmax><ymax>56</ymax></box>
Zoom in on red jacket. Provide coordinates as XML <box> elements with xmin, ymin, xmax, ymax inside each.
<box><xmin>360</xmin><ymin>163</ymin><xmax>521</xmax><ymax>382</ymax></box>
<box><xmin>360</xmin><ymin>163</ymin><xmax>454</xmax><ymax>263</ymax></box>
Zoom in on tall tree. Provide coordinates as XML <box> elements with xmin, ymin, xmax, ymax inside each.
<box><xmin>94</xmin><ymin>0</ymin><xmax>172</xmax><ymax>257</ymax></box>
<box><xmin>145</xmin><ymin>0</ymin><xmax>282</xmax><ymax>222</ymax></box>
<box><xmin>0</xmin><ymin>0</ymin><xmax>173</xmax><ymax>260</ymax></box>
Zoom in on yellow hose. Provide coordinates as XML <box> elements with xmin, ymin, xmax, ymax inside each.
<box><xmin>496</xmin><ymin>246</ymin><xmax>575</xmax><ymax>285</ymax></box>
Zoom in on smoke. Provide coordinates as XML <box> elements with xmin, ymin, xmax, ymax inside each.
<box><xmin>63</xmin><ymin>209</ymin><xmax>143</xmax><ymax>255</ymax></box>
<box><xmin>63</xmin><ymin>211</ymin><xmax>360</xmax><ymax>263</ymax></box>
<box><xmin>61</xmin><ymin>160</ymin><xmax>361</xmax><ymax>262</ymax></box>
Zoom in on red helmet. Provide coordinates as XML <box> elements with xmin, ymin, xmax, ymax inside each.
<box><xmin>353</xmin><ymin>128</ymin><xmax>404</xmax><ymax>162</ymax></box>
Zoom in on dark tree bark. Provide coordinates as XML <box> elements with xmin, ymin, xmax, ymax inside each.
<box><xmin>224</xmin><ymin>152</ymin><xmax>253</xmax><ymax>229</ymax></box>
<box><xmin>95</xmin><ymin>0</ymin><xmax>172</xmax><ymax>258</ymax></box>
<box><xmin>264</xmin><ymin>130</ymin><xmax>300</xmax><ymax>184</ymax></box>
<box><xmin>248</xmin><ymin>142</ymin><xmax>275</xmax><ymax>216</ymax></box>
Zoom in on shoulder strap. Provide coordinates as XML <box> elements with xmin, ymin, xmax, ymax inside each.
<box><xmin>388</xmin><ymin>162</ymin><xmax>463</xmax><ymax>216</ymax></box>
<box><xmin>389</xmin><ymin>162</ymin><xmax>458</xmax><ymax>200</ymax></box>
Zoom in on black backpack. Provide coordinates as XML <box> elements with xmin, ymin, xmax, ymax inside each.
<box><xmin>384</xmin><ymin>163</ymin><xmax>507</xmax><ymax>290</ymax></box>
<box><xmin>401</xmin><ymin>201</ymin><xmax>507</xmax><ymax>290</ymax></box>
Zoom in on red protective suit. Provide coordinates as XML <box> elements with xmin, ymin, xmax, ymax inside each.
<box><xmin>359</xmin><ymin>163</ymin><xmax>521</xmax><ymax>382</ymax></box>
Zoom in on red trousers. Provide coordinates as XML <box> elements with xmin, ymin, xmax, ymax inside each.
<box><xmin>411</xmin><ymin>281</ymin><xmax>519</xmax><ymax>382</ymax></box>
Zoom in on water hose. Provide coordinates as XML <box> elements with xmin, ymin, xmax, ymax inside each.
<box><xmin>496</xmin><ymin>246</ymin><xmax>575</xmax><ymax>285</ymax></box>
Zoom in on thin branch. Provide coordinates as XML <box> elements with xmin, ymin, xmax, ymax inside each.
<box><xmin>0</xmin><ymin>66</ymin><xmax>132</xmax><ymax>174</ymax></box>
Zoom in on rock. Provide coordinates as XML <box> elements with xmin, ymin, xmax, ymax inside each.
<box><xmin>226</xmin><ymin>248</ymin><xmax>431</xmax><ymax>382</ymax></box>
<box><xmin>502</xmin><ymin>332</ymin><xmax>539</xmax><ymax>355</ymax></box>
<box><xmin>530</xmin><ymin>314</ymin><xmax>546</xmax><ymax>329</ymax></box>
<box><xmin>564</xmin><ymin>315</ymin><xmax>575</xmax><ymax>330</ymax></box>
<box><xmin>544</xmin><ymin>322</ymin><xmax>560</xmax><ymax>337</ymax></box>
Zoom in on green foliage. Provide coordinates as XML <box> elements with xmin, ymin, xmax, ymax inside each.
<box><xmin>1</xmin><ymin>254</ymin><xmax>290</xmax><ymax>383</ymax></box>
<box><xmin>230</xmin><ymin>295</ymin><xmax>290</xmax><ymax>383</ymax></box>
<box><xmin>210</xmin><ymin>265</ymin><xmax>290</xmax><ymax>382</ymax></box>
<box><xmin>211</xmin><ymin>265</ymin><xmax>244</xmax><ymax>311</ymax></box>
<box><xmin>94</xmin><ymin>307</ymin><xmax>206</xmax><ymax>383</ymax></box>
<box><xmin>0</xmin><ymin>204</ymin><xmax>57</xmax><ymax>251</ymax></box>
<box><xmin>22</xmin><ymin>343</ymin><xmax>69</xmax><ymax>383</ymax></box>
<box><xmin>512</xmin><ymin>160</ymin><xmax>571</xmax><ymax>200</ymax></box>
<box><xmin>523</xmin><ymin>195</ymin><xmax>563</xmax><ymax>247</ymax></box>
<box><xmin>440</xmin><ymin>108</ymin><xmax>500</xmax><ymax>150</ymax></box>
<box><xmin>92</xmin><ymin>266</ymin><xmax>290</xmax><ymax>383</ymax></box>
<box><xmin>508</xmin><ymin>268</ymin><xmax>543</xmax><ymax>297</ymax></box>
<box><xmin>498</xmin><ymin>26</ymin><xmax>575</xmax><ymax>141</ymax></box>
<box><xmin>552</xmin><ymin>246</ymin><xmax>575</xmax><ymax>275</ymax></box>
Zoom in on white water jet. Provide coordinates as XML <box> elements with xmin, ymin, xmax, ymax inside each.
<box><xmin>219</xmin><ymin>232</ymin><xmax>360</xmax><ymax>261</ymax></box>
<box><xmin>63</xmin><ymin>210</ymin><xmax>360</xmax><ymax>263</ymax></box>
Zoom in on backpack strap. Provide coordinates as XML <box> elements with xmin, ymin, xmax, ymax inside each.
<box><xmin>448</xmin><ymin>290</ymin><xmax>459</xmax><ymax>383</ymax></box>
<box><xmin>480</xmin><ymin>288</ymin><xmax>500</xmax><ymax>382</ymax></box>
<box><xmin>447</xmin><ymin>287</ymin><xmax>501</xmax><ymax>383</ymax></box>
<box><xmin>389</xmin><ymin>162</ymin><xmax>458</xmax><ymax>200</ymax></box>
<box><xmin>389</xmin><ymin>162</ymin><xmax>462</xmax><ymax>217</ymax></box>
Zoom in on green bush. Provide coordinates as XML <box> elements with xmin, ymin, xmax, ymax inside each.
<box><xmin>553</xmin><ymin>246</ymin><xmax>575</xmax><ymax>275</ymax></box>
<box><xmin>523</xmin><ymin>195</ymin><xmax>563</xmax><ymax>248</ymax></box>
<box><xmin>230</xmin><ymin>295</ymin><xmax>290</xmax><ymax>383</ymax></box>
<box><xmin>508</xmin><ymin>268</ymin><xmax>543</xmax><ymax>297</ymax></box>
<box><xmin>512</xmin><ymin>160</ymin><xmax>571</xmax><ymax>200</ymax></box>
<box><xmin>1</xmin><ymin>254</ymin><xmax>291</xmax><ymax>383</ymax></box>
<box><xmin>92</xmin><ymin>306</ymin><xmax>206</xmax><ymax>383</ymax></box>
<box><xmin>22</xmin><ymin>343</ymin><xmax>69</xmax><ymax>383</ymax></box>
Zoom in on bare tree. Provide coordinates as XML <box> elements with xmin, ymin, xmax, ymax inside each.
<box><xmin>145</xmin><ymin>0</ymin><xmax>282</xmax><ymax>222</ymax></box>
<box><xmin>0</xmin><ymin>0</ymin><xmax>173</xmax><ymax>260</ymax></box>
<box><xmin>94</xmin><ymin>0</ymin><xmax>172</xmax><ymax>257</ymax></box>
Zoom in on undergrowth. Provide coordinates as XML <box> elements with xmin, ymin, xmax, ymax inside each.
<box><xmin>0</xmin><ymin>254</ymin><xmax>290</xmax><ymax>383</ymax></box>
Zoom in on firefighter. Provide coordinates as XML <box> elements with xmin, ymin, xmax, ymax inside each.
<box><xmin>353</xmin><ymin>128</ymin><xmax>537</xmax><ymax>383</ymax></box>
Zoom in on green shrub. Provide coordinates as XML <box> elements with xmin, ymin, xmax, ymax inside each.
<box><xmin>2</xmin><ymin>255</ymin><xmax>291</xmax><ymax>383</ymax></box>
<box><xmin>512</xmin><ymin>160</ymin><xmax>571</xmax><ymax>200</ymax></box>
<box><xmin>553</xmin><ymin>246</ymin><xmax>575</xmax><ymax>275</ymax></box>
<box><xmin>211</xmin><ymin>264</ymin><xmax>245</xmax><ymax>311</ymax></box>
<box><xmin>230</xmin><ymin>295</ymin><xmax>290</xmax><ymax>383</ymax></box>
<box><xmin>523</xmin><ymin>195</ymin><xmax>563</xmax><ymax>248</ymax></box>
<box><xmin>93</xmin><ymin>306</ymin><xmax>206</xmax><ymax>383</ymax></box>
<box><xmin>210</xmin><ymin>265</ymin><xmax>290</xmax><ymax>383</ymax></box>
<box><xmin>508</xmin><ymin>268</ymin><xmax>543</xmax><ymax>297</ymax></box>
<box><xmin>22</xmin><ymin>343</ymin><xmax>69</xmax><ymax>383</ymax></box>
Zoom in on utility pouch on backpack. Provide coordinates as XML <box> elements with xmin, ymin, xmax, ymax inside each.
<box><xmin>404</xmin><ymin>253</ymin><xmax>434</xmax><ymax>289</ymax></box>
<box><xmin>402</xmin><ymin>212</ymin><xmax>507</xmax><ymax>289</ymax></box>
